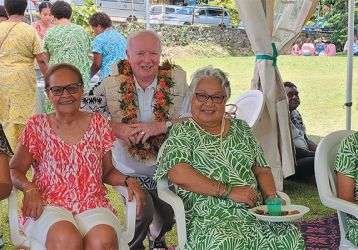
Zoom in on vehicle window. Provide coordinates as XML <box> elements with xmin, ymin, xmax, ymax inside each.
<box><xmin>177</xmin><ymin>7</ymin><xmax>193</xmax><ymax>15</ymax></box>
<box><xmin>198</xmin><ymin>9</ymin><xmax>206</xmax><ymax>16</ymax></box>
<box><xmin>151</xmin><ymin>6</ymin><xmax>162</xmax><ymax>15</ymax></box>
<box><xmin>165</xmin><ymin>7</ymin><xmax>175</xmax><ymax>14</ymax></box>
<box><xmin>207</xmin><ymin>9</ymin><xmax>223</xmax><ymax>17</ymax></box>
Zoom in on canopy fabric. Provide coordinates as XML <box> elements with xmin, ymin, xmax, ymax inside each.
<box><xmin>235</xmin><ymin>0</ymin><xmax>318</xmax><ymax>190</ymax></box>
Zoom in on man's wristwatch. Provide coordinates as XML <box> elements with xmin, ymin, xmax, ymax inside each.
<box><xmin>165</xmin><ymin>120</ymin><xmax>173</xmax><ymax>131</ymax></box>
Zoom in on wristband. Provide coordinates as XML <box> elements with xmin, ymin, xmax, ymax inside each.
<box><xmin>124</xmin><ymin>176</ymin><xmax>131</xmax><ymax>187</ymax></box>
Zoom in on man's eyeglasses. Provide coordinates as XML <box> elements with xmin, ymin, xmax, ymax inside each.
<box><xmin>195</xmin><ymin>93</ymin><xmax>226</xmax><ymax>104</ymax></box>
<box><xmin>46</xmin><ymin>83</ymin><xmax>83</xmax><ymax>96</ymax></box>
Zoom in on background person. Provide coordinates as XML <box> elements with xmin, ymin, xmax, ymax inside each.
<box><xmin>0</xmin><ymin>6</ymin><xmax>8</xmax><ymax>22</ymax></box>
<box><xmin>155</xmin><ymin>66</ymin><xmax>305</xmax><ymax>249</ymax></box>
<box><xmin>32</xmin><ymin>1</ymin><xmax>54</xmax><ymax>40</ymax></box>
<box><xmin>44</xmin><ymin>1</ymin><xmax>91</xmax><ymax>90</ymax></box>
<box><xmin>10</xmin><ymin>63</ymin><xmax>145</xmax><ymax>249</ymax></box>
<box><xmin>0</xmin><ymin>0</ymin><xmax>48</xmax><ymax>150</ymax></box>
<box><xmin>89</xmin><ymin>12</ymin><xmax>127</xmax><ymax>81</ymax></box>
<box><xmin>335</xmin><ymin>132</ymin><xmax>358</xmax><ymax>246</ymax></box>
<box><xmin>284</xmin><ymin>81</ymin><xmax>316</xmax><ymax>180</ymax></box>
<box><xmin>301</xmin><ymin>38</ymin><xmax>315</xmax><ymax>56</ymax></box>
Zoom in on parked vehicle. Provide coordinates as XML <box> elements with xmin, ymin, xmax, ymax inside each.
<box><xmin>150</xmin><ymin>5</ymin><xmax>232</xmax><ymax>28</ymax></box>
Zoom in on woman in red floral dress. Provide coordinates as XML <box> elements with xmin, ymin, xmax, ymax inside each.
<box><xmin>10</xmin><ymin>63</ymin><xmax>145</xmax><ymax>249</ymax></box>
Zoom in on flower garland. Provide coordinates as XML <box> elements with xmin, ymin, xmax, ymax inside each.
<box><xmin>117</xmin><ymin>59</ymin><xmax>175</xmax><ymax>162</ymax></box>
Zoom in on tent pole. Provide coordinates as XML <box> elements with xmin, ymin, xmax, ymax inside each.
<box><xmin>345</xmin><ymin>0</ymin><xmax>354</xmax><ymax>130</ymax></box>
<box><xmin>145</xmin><ymin>0</ymin><xmax>150</xmax><ymax>29</ymax></box>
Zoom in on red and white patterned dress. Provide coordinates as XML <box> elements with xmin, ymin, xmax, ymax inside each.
<box><xmin>20</xmin><ymin>112</ymin><xmax>115</xmax><ymax>222</ymax></box>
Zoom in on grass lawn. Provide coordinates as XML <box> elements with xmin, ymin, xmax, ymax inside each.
<box><xmin>0</xmin><ymin>55</ymin><xmax>357</xmax><ymax>249</ymax></box>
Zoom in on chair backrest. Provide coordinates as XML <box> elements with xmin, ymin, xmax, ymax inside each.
<box><xmin>233</xmin><ymin>90</ymin><xmax>264</xmax><ymax>127</ymax></box>
<box><xmin>315</xmin><ymin>130</ymin><xmax>356</xmax><ymax>246</ymax></box>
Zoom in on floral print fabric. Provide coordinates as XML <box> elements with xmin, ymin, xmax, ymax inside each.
<box><xmin>155</xmin><ymin>118</ymin><xmax>304</xmax><ymax>250</ymax></box>
<box><xmin>20</xmin><ymin>113</ymin><xmax>115</xmax><ymax>219</ymax></box>
<box><xmin>335</xmin><ymin>132</ymin><xmax>358</xmax><ymax>246</ymax></box>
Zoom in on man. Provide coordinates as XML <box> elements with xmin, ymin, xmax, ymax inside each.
<box><xmin>82</xmin><ymin>30</ymin><xmax>188</xmax><ymax>250</ymax></box>
<box><xmin>284</xmin><ymin>81</ymin><xmax>316</xmax><ymax>180</ymax></box>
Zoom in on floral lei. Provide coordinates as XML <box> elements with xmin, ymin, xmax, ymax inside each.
<box><xmin>117</xmin><ymin>59</ymin><xmax>175</xmax><ymax>163</ymax></box>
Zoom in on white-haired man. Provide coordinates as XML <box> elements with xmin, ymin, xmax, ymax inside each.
<box><xmin>82</xmin><ymin>30</ymin><xmax>188</xmax><ymax>250</ymax></box>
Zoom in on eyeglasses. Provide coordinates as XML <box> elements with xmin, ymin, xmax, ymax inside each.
<box><xmin>195</xmin><ymin>93</ymin><xmax>226</xmax><ymax>104</ymax></box>
<box><xmin>46</xmin><ymin>83</ymin><xmax>83</xmax><ymax>96</ymax></box>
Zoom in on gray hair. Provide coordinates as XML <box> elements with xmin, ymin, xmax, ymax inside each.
<box><xmin>127</xmin><ymin>30</ymin><xmax>162</xmax><ymax>52</ymax></box>
<box><xmin>181</xmin><ymin>66</ymin><xmax>231</xmax><ymax>117</ymax></box>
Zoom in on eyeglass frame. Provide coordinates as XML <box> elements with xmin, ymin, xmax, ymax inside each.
<box><xmin>194</xmin><ymin>92</ymin><xmax>227</xmax><ymax>104</ymax></box>
<box><xmin>46</xmin><ymin>82</ymin><xmax>84</xmax><ymax>96</ymax></box>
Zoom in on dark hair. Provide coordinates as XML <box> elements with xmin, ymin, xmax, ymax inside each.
<box><xmin>283</xmin><ymin>81</ymin><xmax>297</xmax><ymax>88</ymax></box>
<box><xmin>39</xmin><ymin>1</ymin><xmax>52</xmax><ymax>13</ymax></box>
<box><xmin>45</xmin><ymin>63</ymin><xmax>83</xmax><ymax>89</ymax></box>
<box><xmin>89</xmin><ymin>12</ymin><xmax>112</xmax><ymax>29</ymax></box>
<box><xmin>51</xmin><ymin>1</ymin><xmax>72</xmax><ymax>19</ymax></box>
<box><xmin>0</xmin><ymin>5</ymin><xmax>8</xmax><ymax>19</ymax></box>
<box><xmin>4</xmin><ymin>0</ymin><xmax>27</xmax><ymax>16</ymax></box>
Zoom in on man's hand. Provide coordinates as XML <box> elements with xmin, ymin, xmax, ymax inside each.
<box><xmin>126</xmin><ymin>177</ymin><xmax>146</xmax><ymax>217</ymax></box>
<box><xmin>228</xmin><ymin>186</ymin><xmax>258</xmax><ymax>208</ymax></box>
<box><xmin>111</xmin><ymin>122</ymin><xmax>142</xmax><ymax>144</ymax></box>
<box><xmin>23</xmin><ymin>188</ymin><xmax>45</xmax><ymax>220</ymax></box>
<box><xmin>130</xmin><ymin>122</ymin><xmax>166</xmax><ymax>144</ymax></box>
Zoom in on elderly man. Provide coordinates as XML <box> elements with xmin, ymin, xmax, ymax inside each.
<box><xmin>284</xmin><ymin>81</ymin><xmax>316</xmax><ymax>181</ymax></box>
<box><xmin>82</xmin><ymin>30</ymin><xmax>188</xmax><ymax>250</ymax></box>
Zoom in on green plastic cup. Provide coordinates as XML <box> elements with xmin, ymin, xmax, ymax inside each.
<box><xmin>266</xmin><ymin>197</ymin><xmax>282</xmax><ymax>216</ymax></box>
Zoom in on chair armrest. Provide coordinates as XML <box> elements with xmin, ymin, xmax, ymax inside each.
<box><xmin>8</xmin><ymin>187</ymin><xmax>29</xmax><ymax>247</ymax></box>
<box><xmin>321</xmin><ymin>195</ymin><xmax>358</xmax><ymax>219</ymax></box>
<box><xmin>114</xmin><ymin>186</ymin><xmax>136</xmax><ymax>244</ymax></box>
<box><xmin>277</xmin><ymin>191</ymin><xmax>291</xmax><ymax>205</ymax></box>
<box><xmin>157</xmin><ymin>179</ymin><xmax>187</xmax><ymax>250</ymax></box>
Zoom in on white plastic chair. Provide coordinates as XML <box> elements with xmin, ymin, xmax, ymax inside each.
<box><xmin>315</xmin><ymin>130</ymin><xmax>358</xmax><ymax>250</ymax></box>
<box><xmin>232</xmin><ymin>89</ymin><xmax>264</xmax><ymax>127</ymax></box>
<box><xmin>8</xmin><ymin>186</ymin><xmax>136</xmax><ymax>250</ymax></box>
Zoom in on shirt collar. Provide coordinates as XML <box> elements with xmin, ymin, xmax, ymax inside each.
<box><xmin>134</xmin><ymin>76</ymin><xmax>157</xmax><ymax>92</ymax></box>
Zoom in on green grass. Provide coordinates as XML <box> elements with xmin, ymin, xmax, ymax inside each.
<box><xmin>1</xmin><ymin>55</ymin><xmax>357</xmax><ymax>249</ymax></box>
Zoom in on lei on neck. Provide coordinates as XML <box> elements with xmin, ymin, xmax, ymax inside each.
<box><xmin>117</xmin><ymin>59</ymin><xmax>175</xmax><ymax>163</ymax></box>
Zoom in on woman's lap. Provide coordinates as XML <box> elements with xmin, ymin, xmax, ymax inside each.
<box><xmin>23</xmin><ymin>205</ymin><xmax>121</xmax><ymax>246</ymax></box>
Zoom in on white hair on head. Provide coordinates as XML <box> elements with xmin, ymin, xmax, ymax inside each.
<box><xmin>127</xmin><ymin>30</ymin><xmax>162</xmax><ymax>51</ymax></box>
<box><xmin>181</xmin><ymin>66</ymin><xmax>231</xmax><ymax>117</ymax></box>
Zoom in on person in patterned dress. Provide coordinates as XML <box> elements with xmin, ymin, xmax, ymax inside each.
<box><xmin>44</xmin><ymin>1</ymin><xmax>91</xmax><ymax>90</ymax></box>
<box><xmin>0</xmin><ymin>124</ymin><xmax>12</xmax><ymax>200</ymax></box>
<box><xmin>9</xmin><ymin>63</ymin><xmax>145</xmax><ymax>249</ymax></box>
<box><xmin>155</xmin><ymin>66</ymin><xmax>305</xmax><ymax>250</ymax></box>
<box><xmin>89</xmin><ymin>12</ymin><xmax>127</xmax><ymax>81</ymax></box>
<box><xmin>335</xmin><ymin>131</ymin><xmax>358</xmax><ymax>246</ymax></box>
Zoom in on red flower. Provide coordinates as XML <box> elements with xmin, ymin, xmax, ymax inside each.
<box><xmin>155</xmin><ymin>90</ymin><xmax>165</xmax><ymax>100</ymax></box>
<box><xmin>159</xmin><ymin>79</ymin><xmax>168</xmax><ymax>89</ymax></box>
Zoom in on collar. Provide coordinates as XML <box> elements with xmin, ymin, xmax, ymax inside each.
<box><xmin>134</xmin><ymin>76</ymin><xmax>157</xmax><ymax>92</ymax></box>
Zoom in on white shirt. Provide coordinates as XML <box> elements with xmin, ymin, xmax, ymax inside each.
<box><xmin>112</xmin><ymin>77</ymin><xmax>158</xmax><ymax>177</ymax></box>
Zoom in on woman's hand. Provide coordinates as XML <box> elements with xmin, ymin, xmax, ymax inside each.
<box><xmin>23</xmin><ymin>188</ymin><xmax>44</xmax><ymax>220</ymax></box>
<box><xmin>228</xmin><ymin>186</ymin><xmax>257</xmax><ymax>207</ymax></box>
<box><xmin>126</xmin><ymin>177</ymin><xmax>146</xmax><ymax>217</ymax></box>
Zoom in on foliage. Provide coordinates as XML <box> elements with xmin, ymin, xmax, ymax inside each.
<box><xmin>71</xmin><ymin>0</ymin><xmax>98</xmax><ymax>34</ymax></box>
<box><xmin>208</xmin><ymin>0</ymin><xmax>240</xmax><ymax>27</ymax></box>
<box><xmin>319</xmin><ymin>0</ymin><xmax>358</xmax><ymax>49</ymax></box>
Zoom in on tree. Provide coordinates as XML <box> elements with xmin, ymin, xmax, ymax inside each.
<box><xmin>208</xmin><ymin>0</ymin><xmax>240</xmax><ymax>27</ymax></box>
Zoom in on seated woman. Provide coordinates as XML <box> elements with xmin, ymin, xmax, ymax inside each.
<box><xmin>335</xmin><ymin>131</ymin><xmax>358</xmax><ymax>246</ymax></box>
<box><xmin>154</xmin><ymin>66</ymin><xmax>305</xmax><ymax>250</ymax></box>
<box><xmin>0</xmin><ymin>124</ymin><xmax>12</xmax><ymax>200</ymax></box>
<box><xmin>10</xmin><ymin>63</ymin><xmax>145</xmax><ymax>249</ymax></box>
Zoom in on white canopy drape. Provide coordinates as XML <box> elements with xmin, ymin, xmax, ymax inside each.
<box><xmin>235</xmin><ymin>0</ymin><xmax>318</xmax><ymax>190</ymax></box>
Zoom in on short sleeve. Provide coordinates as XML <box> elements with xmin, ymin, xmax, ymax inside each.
<box><xmin>92</xmin><ymin>36</ymin><xmax>103</xmax><ymax>54</ymax></box>
<box><xmin>32</xmin><ymin>29</ymin><xmax>43</xmax><ymax>55</ymax></box>
<box><xmin>0</xmin><ymin>125</ymin><xmax>13</xmax><ymax>156</ymax></box>
<box><xmin>81</xmin><ymin>81</ymin><xmax>110</xmax><ymax>117</ymax></box>
<box><xmin>154</xmin><ymin>123</ymin><xmax>193</xmax><ymax>180</ymax></box>
<box><xmin>335</xmin><ymin>133</ymin><xmax>358</xmax><ymax>178</ymax></box>
<box><xmin>239</xmin><ymin>120</ymin><xmax>269</xmax><ymax>168</ymax></box>
<box><xmin>94</xmin><ymin>113</ymin><xmax>115</xmax><ymax>154</ymax></box>
<box><xmin>20</xmin><ymin>116</ymin><xmax>42</xmax><ymax>160</ymax></box>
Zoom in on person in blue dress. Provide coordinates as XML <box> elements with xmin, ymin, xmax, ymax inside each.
<box><xmin>89</xmin><ymin>12</ymin><xmax>127</xmax><ymax>81</ymax></box>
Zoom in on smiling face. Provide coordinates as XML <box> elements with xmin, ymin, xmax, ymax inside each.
<box><xmin>285</xmin><ymin>86</ymin><xmax>300</xmax><ymax>111</ymax></box>
<box><xmin>126</xmin><ymin>32</ymin><xmax>161</xmax><ymax>85</ymax></box>
<box><xmin>40</xmin><ymin>7</ymin><xmax>53</xmax><ymax>25</ymax></box>
<box><xmin>46</xmin><ymin>68</ymin><xmax>83</xmax><ymax>114</ymax></box>
<box><xmin>191</xmin><ymin>77</ymin><xmax>227</xmax><ymax>127</ymax></box>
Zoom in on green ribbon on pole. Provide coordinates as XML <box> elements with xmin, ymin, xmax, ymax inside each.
<box><xmin>255</xmin><ymin>43</ymin><xmax>278</xmax><ymax>67</ymax></box>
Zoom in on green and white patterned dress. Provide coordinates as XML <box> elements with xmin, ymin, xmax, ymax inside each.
<box><xmin>155</xmin><ymin>119</ymin><xmax>305</xmax><ymax>250</ymax></box>
<box><xmin>44</xmin><ymin>24</ymin><xmax>91</xmax><ymax>90</ymax></box>
<box><xmin>335</xmin><ymin>132</ymin><xmax>358</xmax><ymax>246</ymax></box>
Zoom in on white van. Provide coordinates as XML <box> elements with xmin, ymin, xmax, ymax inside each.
<box><xmin>150</xmin><ymin>5</ymin><xmax>231</xmax><ymax>28</ymax></box>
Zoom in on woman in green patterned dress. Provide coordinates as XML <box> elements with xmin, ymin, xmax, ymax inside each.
<box><xmin>155</xmin><ymin>66</ymin><xmax>305</xmax><ymax>250</ymax></box>
<box><xmin>335</xmin><ymin>131</ymin><xmax>358</xmax><ymax>246</ymax></box>
<box><xmin>0</xmin><ymin>124</ymin><xmax>12</xmax><ymax>200</ymax></box>
<box><xmin>44</xmin><ymin>1</ymin><xmax>91</xmax><ymax>90</ymax></box>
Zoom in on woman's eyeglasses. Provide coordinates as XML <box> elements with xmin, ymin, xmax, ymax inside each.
<box><xmin>195</xmin><ymin>93</ymin><xmax>226</xmax><ymax>104</ymax></box>
<box><xmin>46</xmin><ymin>83</ymin><xmax>83</xmax><ymax>96</ymax></box>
